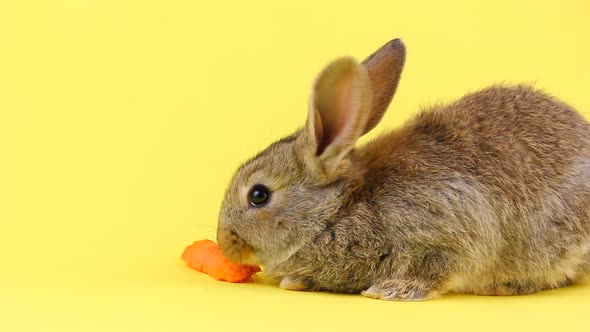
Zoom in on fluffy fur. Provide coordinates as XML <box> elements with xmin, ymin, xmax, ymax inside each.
<box><xmin>216</xmin><ymin>38</ymin><xmax>590</xmax><ymax>301</ymax></box>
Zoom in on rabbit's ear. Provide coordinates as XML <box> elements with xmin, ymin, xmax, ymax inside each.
<box><xmin>303</xmin><ymin>57</ymin><xmax>371</xmax><ymax>176</ymax></box>
<box><xmin>361</xmin><ymin>38</ymin><xmax>406</xmax><ymax>134</ymax></box>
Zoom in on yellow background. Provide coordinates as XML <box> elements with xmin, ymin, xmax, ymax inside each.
<box><xmin>1</xmin><ymin>1</ymin><xmax>589</xmax><ymax>331</ymax></box>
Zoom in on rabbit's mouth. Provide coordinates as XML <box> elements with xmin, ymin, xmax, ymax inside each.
<box><xmin>217</xmin><ymin>225</ymin><xmax>262</xmax><ymax>265</ymax></box>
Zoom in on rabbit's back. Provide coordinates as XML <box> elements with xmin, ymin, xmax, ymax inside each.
<box><xmin>360</xmin><ymin>85</ymin><xmax>590</xmax><ymax>293</ymax></box>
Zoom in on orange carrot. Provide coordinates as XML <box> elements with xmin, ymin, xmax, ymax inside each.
<box><xmin>181</xmin><ymin>240</ymin><xmax>261</xmax><ymax>283</ymax></box>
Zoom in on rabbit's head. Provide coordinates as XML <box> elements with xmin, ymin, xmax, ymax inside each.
<box><xmin>217</xmin><ymin>39</ymin><xmax>406</xmax><ymax>266</ymax></box>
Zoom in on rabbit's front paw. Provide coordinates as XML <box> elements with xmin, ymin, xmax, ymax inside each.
<box><xmin>362</xmin><ymin>279</ymin><xmax>439</xmax><ymax>301</ymax></box>
<box><xmin>280</xmin><ymin>276</ymin><xmax>313</xmax><ymax>291</ymax></box>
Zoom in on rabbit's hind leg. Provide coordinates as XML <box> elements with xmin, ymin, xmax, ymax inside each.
<box><xmin>362</xmin><ymin>278</ymin><xmax>442</xmax><ymax>301</ymax></box>
<box><xmin>479</xmin><ymin>279</ymin><xmax>572</xmax><ymax>296</ymax></box>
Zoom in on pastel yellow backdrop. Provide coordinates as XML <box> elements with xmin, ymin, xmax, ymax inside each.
<box><xmin>1</xmin><ymin>0</ymin><xmax>589</xmax><ymax>331</ymax></box>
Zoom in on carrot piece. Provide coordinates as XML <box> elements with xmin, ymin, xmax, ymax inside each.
<box><xmin>181</xmin><ymin>240</ymin><xmax>261</xmax><ymax>283</ymax></box>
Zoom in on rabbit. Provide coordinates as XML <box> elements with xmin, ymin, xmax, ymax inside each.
<box><xmin>216</xmin><ymin>38</ymin><xmax>590</xmax><ymax>301</ymax></box>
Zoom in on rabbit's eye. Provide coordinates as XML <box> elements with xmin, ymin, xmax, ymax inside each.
<box><xmin>248</xmin><ymin>184</ymin><xmax>271</xmax><ymax>207</ymax></box>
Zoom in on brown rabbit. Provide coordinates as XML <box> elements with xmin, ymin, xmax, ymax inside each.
<box><xmin>216</xmin><ymin>38</ymin><xmax>590</xmax><ymax>301</ymax></box>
